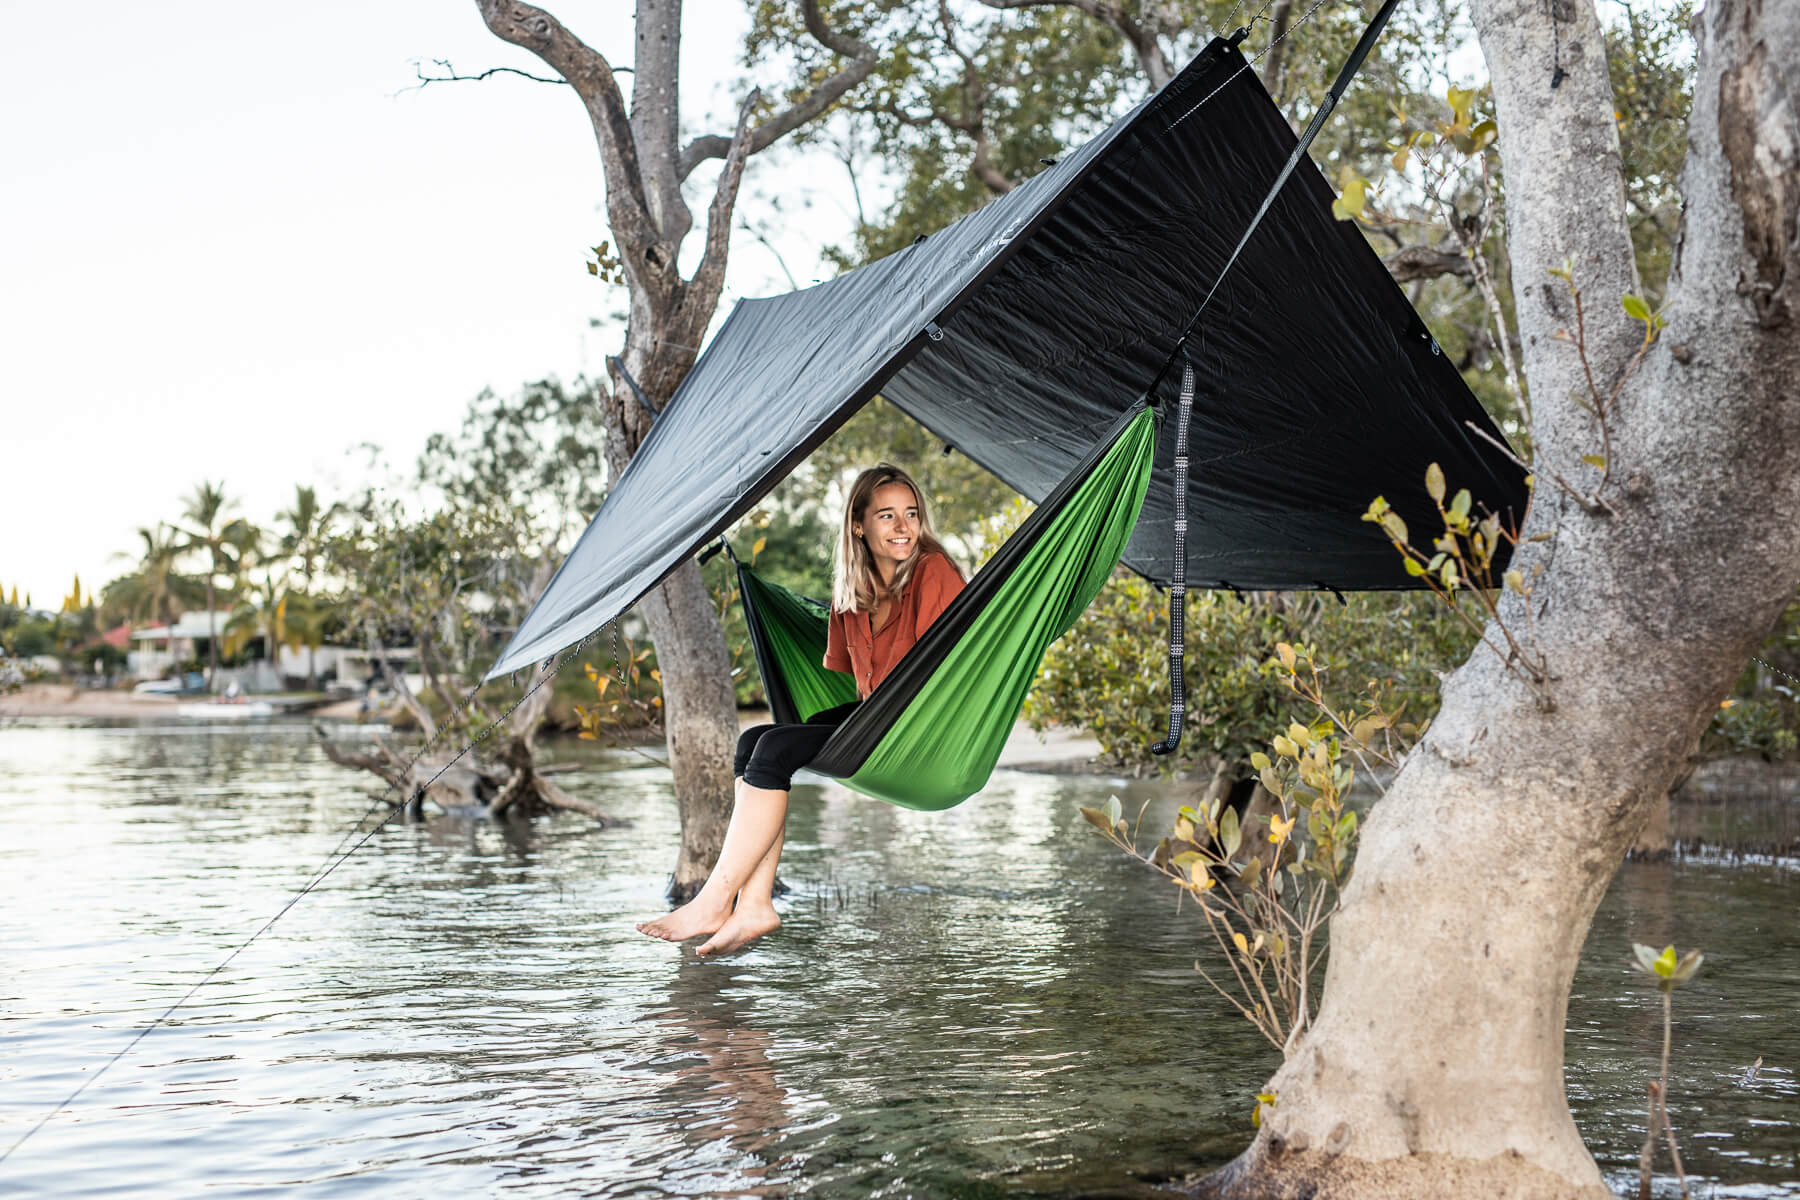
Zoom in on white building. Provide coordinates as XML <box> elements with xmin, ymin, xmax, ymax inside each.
<box><xmin>130</xmin><ymin>611</ymin><xmax>423</xmax><ymax>693</ymax></box>
<box><xmin>128</xmin><ymin>610</ymin><xmax>232</xmax><ymax>679</ymax></box>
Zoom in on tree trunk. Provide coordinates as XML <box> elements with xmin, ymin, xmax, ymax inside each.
<box><xmin>473</xmin><ymin>0</ymin><xmax>874</xmax><ymax>898</ymax></box>
<box><xmin>1629</xmin><ymin>789</ymin><xmax>1671</xmax><ymax>858</ymax></box>
<box><xmin>1196</xmin><ymin>0</ymin><xmax>1800</xmax><ymax>1194</ymax></box>
<box><xmin>638</xmin><ymin>558</ymin><xmax>738</xmax><ymax>900</ymax></box>
<box><xmin>204</xmin><ymin>572</ymin><xmax>218</xmax><ymax>687</ymax></box>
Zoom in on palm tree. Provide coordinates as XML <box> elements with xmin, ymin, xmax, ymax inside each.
<box><xmin>103</xmin><ymin>525</ymin><xmax>205</xmax><ymax>665</ymax></box>
<box><xmin>274</xmin><ymin>485</ymin><xmax>343</xmax><ymax>691</ymax></box>
<box><xmin>226</xmin><ymin>573</ymin><xmax>304</xmax><ymax>687</ymax></box>
<box><xmin>178</xmin><ymin>482</ymin><xmax>256</xmax><ymax>687</ymax></box>
<box><xmin>276</xmin><ymin>485</ymin><xmax>340</xmax><ymax>589</ymax></box>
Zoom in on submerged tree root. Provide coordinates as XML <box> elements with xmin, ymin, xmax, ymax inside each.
<box><xmin>1184</xmin><ymin>1144</ymin><xmax>1618</xmax><ymax>1200</ymax></box>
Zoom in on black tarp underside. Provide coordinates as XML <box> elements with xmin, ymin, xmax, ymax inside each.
<box><xmin>488</xmin><ymin>38</ymin><xmax>1526</xmax><ymax>680</ymax></box>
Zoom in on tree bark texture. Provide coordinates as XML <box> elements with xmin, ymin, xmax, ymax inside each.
<box><xmin>475</xmin><ymin>0</ymin><xmax>875</xmax><ymax>896</ymax></box>
<box><xmin>1197</xmin><ymin>0</ymin><xmax>1798</xmax><ymax>1195</ymax></box>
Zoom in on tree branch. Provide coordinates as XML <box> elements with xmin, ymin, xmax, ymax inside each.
<box><xmin>1383</xmin><ymin>243</ymin><xmax>1474</xmax><ymax>282</ymax></box>
<box><xmin>313</xmin><ymin>725</ymin><xmax>404</xmax><ymax>789</ymax></box>
<box><xmin>1260</xmin><ymin>0</ymin><xmax>1296</xmax><ymax>102</ymax></box>
<box><xmin>938</xmin><ymin>0</ymin><xmax>1016</xmax><ymax>194</ymax></box>
<box><xmin>366</xmin><ymin>624</ymin><xmax>437</xmax><ymax>740</ymax></box>
<box><xmin>474</xmin><ymin>0</ymin><xmax>657</xmax><ymax>255</ymax></box>
<box><xmin>533</xmin><ymin>776</ymin><xmax>611</xmax><ymax>821</ymax></box>
<box><xmin>688</xmin><ymin>89</ymin><xmax>761</xmax><ymax>314</ymax></box>
<box><xmin>676</xmin><ymin>0</ymin><xmax>877</xmax><ymax>179</ymax></box>
<box><xmin>975</xmin><ymin>0</ymin><xmax>1173</xmax><ymax>88</ymax></box>
<box><xmin>403</xmin><ymin>58</ymin><xmax>576</xmax><ymax>93</ymax></box>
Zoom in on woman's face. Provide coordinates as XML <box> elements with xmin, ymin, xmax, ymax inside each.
<box><xmin>855</xmin><ymin>481</ymin><xmax>921</xmax><ymax>573</ymax></box>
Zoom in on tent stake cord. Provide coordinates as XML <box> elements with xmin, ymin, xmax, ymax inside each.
<box><xmin>0</xmin><ymin>624</ymin><xmax>609</xmax><ymax>1167</ymax></box>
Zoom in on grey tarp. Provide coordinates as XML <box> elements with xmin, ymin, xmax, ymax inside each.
<box><xmin>487</xmin><ymin>37</ymin><xmax>1526</xmax><ymax>680</ymax></box>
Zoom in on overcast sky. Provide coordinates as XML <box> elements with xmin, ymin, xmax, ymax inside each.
<box><xmin>1</xmin><ymin>1</ymin><xmax>855</xmax><ymax>609</ymax></box>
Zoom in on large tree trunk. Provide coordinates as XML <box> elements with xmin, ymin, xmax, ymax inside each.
<box><xmin>473</xmin><ymin>0</ymin><xmax>874</xmax><ymax>898</ymax></box>
<box><xmin>1197</xmin><ymin>0</ymin><xmax>1800</xmax><ymax>1195</ymax></box>
<box><xmin>638</xmin><ymin>559</ymin><xmax>738</xmax><ymax>899</ymax></box>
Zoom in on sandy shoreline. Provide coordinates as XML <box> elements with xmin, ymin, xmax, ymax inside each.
<box><xmin>1</xmin><ymin>685</ymin><xmax>1108</xmax><ymax>771</ymax></box>
<box><xmin>9</xmin><ymin>685</ymin><xmax>1798</xmax><ymax>788</ymax></box>
<box><xmin>1</xmin><ymin>684</ymin><xmax>365</xmax><ymax>722</ymax></box>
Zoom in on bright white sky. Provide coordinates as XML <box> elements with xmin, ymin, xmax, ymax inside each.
<box><xmin>0</xmin><ymin>1</ymin><xmax>856</xmax><ymax>609</ymax></box>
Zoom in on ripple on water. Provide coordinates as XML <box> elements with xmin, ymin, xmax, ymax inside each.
<box><xmin>0</xmin><ymin>723</ymin><xmax>1794</xmax><ymax>1197</ymax></box>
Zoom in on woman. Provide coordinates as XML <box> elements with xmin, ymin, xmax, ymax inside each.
<box><xmin>638</xmin><ymin>464</ymin><xmax>965</xmax><ymax>955</ymax></box>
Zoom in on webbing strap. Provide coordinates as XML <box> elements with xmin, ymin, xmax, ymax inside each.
<box><xmin>1151</xmin><ymin>358</ymin><xmax>1197</xmax><ymax>756</ymax></box>
<box><xmin>1146</xmin><ymin>0</ymin><xmax>1401</xmax><ymax>757</ymax></box>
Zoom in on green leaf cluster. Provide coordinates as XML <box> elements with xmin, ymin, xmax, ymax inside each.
<box><xmin>1025</xmin><ymin>574</ymin><xmax>1475</xmax><ymax>776</ymax></box>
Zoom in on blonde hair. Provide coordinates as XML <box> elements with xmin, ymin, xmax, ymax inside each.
<box><xmin>831</xmin><ymin>464</ymin><xmax>960</xmax><ymax>613</ymax></box>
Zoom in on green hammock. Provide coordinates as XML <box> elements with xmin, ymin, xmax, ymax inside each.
<box><xmin>737</xmin><ymin>401</ymin><xmax>1156</xmax><ymax>811</ymax></box>
<box><xmin>738</xmin><ymin>570</ymin><xmax>860</xmax><ymax>723</ymax></box>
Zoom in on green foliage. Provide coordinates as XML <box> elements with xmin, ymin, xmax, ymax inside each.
<box><xmin>1084</xmin><ymin>639</ymin><xmax>1418</xmax><ymax>1052</ymax></box>
<box><xmin>325</xmin><ymin>379</ymin><xmax>607</xmax><ymax>700</ymax></box>
<box><xmin>573</xmin><ymin>641</ymin><xmax>665</xmax><ymax>736</ymax></box>
<box><xmin>5</xmin><ymin>617</ymin><xmax>56</xmax><ymax>659</ymax></box>
<box><xmin>1028</xmin><ymin>576</ymin><xmax>1474</xmax><ymax>775</ymax></box>
<box><xmin>1605</xmin><ymin>0</ymin><xmax>1696</xmax><ymax>303</ymax></box>
<box><xmin>1632</xmin><ymin>938</ymin><xmax>1703</xmax><ymax>1196</ymax></box>
<box><xmin>1364</xmin><ymin>463</ymin><xmax>1552</xmax><ymax>707</ymax></box>
<box><xmin>101</xmin><ymin>525</ymin><xmax>205</xmax><ymax>629</ymax></box>
<box><xmin>178</xmin><ymin>481</ymin><xmax>257</xmax><ymax>599</ymax></box>
<box><xmin>1705</xmin><ymin>596</ymin><xmax>1800</xmax><ymax>760</ymax></box>
<box><xmin>1632</xmin><ymin>942</ymin><xmax>1704</xmax><ymax>991</ymax></box>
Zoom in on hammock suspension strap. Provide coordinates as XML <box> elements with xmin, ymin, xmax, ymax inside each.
<box><xmin>1146</xmin><ymin>0</ymin><xmax>1401</xmax><ymax>756</ymax></box>
<box><xmin>1151</xmin><ymin>357</ymin><xmax>1197</xmax><ymax>756</ymax></box>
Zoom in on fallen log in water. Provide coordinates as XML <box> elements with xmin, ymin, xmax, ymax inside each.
<box><xmin>313</xmin><ymin>721</ymin><xmax>609</xmax><ymax>823</ymax></box>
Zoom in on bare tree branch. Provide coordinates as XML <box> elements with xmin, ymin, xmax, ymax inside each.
<box><xmin>532</xmin><ymin>776</ymin><xmax>610</xmax><ymax>820</ymax></box>
<box><xmin>366</xmin><ymin>624</ymin><xmax>436</xmax><ymax>739</ymax></box>
<box><xmin>1383</xmin><ymin>243</ymin><xmax>1474</xmax><ymax>282</ymax></box>
<box><xmin>1260</xmin><ymin>0</ymin><xmax>1296</xmax><ymax>102</ymax></box>
<box><xmin>402</xmin><ymin>57</ymin><xmax>576</xmax><ymax>94</ymax></box>
<box><xmin>738</xmin><ymin>215</ymin><xmax>801</xmax><ymax>289</ymax></box>
<box><xmin>314</xmin><ymin>726</ymin><xmax>403</xmax><ymax>788</ymax></box>
<box><xmin>689</xmin><ymin>89</ymin><xmax>762</xmax><ymax>316</ymax></box>
<box><xmin>676</xmin><ymin>0</ymin><xmax>878</xmax><ymax>179</ymax></box>
<box><xmin>475</xmin><ymin>0</ymin><xmax>657</xmax><ymax>260</ymax></box>
<box><xmin>975</xmin><ymin>0</ymin><xmax>1174</xmax><ymax>88</ymax></box>
<box><xmin>938</xmin><ymin>0</ymin><xmax>1016</xmax><ymax>194</ymax></box>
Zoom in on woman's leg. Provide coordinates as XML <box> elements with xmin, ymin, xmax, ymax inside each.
<box><xmin>637</xmin><ymin>704</ymin><xmax>855</xmax><ymax>951</ymax></box>
<box><xmin>704</xmin><ymin>702</ymin><xmax>856</xmax><ymax>947</ymax></box>
<box><xmin>696</xmin><ymin>808</ymin><xmax>786</xmax><ymax>956</ymax></box>
<box><xmin>637</xmin><ymin>776</ymin><xmax>787</xmax><ymax>942</ymax></box>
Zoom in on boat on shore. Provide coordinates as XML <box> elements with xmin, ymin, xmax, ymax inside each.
<box><xmin>176</xmin><ymin>699</ymin><xmax>275</xmax><ymax>720</ymax></box>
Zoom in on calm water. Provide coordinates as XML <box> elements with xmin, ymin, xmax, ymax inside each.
<box><xmin>0</xmin><ymin>721</ymin><xmax>1794</xmax><ymax>1198</ymax></box>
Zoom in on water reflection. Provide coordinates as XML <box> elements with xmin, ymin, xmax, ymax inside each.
<box><xmin>645</xmin><ymin>961</ymin><xmax>795</xmax><ymax>1195</ymax></box>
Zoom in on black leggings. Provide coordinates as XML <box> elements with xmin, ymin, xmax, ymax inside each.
<box><xmin>734</xmin><ymin>701</ymin><xmax>860</xmax><ymax>791</ymax></box>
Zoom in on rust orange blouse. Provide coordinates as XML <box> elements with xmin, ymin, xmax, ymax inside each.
<box><xmin>823</xmin><ymin>552</ymin><xmax>965</xmax><ymax>699</ymax></box>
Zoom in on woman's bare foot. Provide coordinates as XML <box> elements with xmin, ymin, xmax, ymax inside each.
<box><xmin>696</xmin><ymin>905</ymin><xmax>781</xmax><ymax>957</ymax></box>
<box><xmin>637</xmin><ymin>893</ymin><xmax>732</xmax><ymax>942</ymax></box>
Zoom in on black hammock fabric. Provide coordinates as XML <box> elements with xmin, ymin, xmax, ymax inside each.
<box><xmin>487</xmin><ymin>37</ymin><xmax>1527</xmax><ymax>681</ymax></box>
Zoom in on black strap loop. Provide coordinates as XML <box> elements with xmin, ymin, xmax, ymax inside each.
<box><xmin>1145</xmin><ymin>0</ymin><xmax>1401</xmax><ymax>756</ymax></box>
<box><xmin>1151</xmin><ymin>357</ymin><xmax>1198</xmax><ymax>757</ymax></box>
